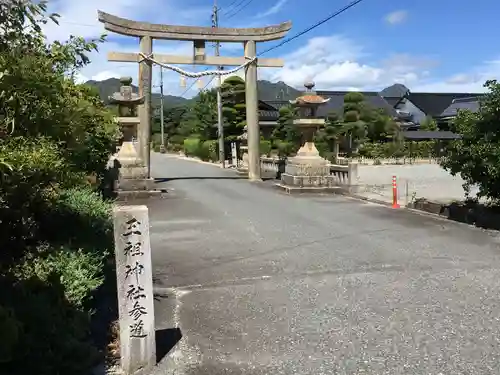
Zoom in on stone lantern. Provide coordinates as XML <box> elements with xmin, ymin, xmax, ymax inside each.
<box><xmin>109</xmin><ymin>77</ymin><xmax>154</xmax><ymax>193</ymax></box>
<box><xmin>278</xmin><ymin>81</ymin><xmax>336</xmax><ymax>192</ymax></box>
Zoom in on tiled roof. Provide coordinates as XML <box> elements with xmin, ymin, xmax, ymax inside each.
<box><xmin>263</xmin><ymin>100</ymin><xmax>290</xmax><ymax>110</ymax></box>
<box><xmin>385</xmin><ymin>97</ymin><xmax>403</xmax><ymax>107</ymax></box>
<box><xmin>407</xmin><ymin>92</ymin><xmax>482</xmax><ymax>117</ymax></box>
<box><xmin>440</xmin><ymin>96</ymin><xmax>480</xmax><ymax>118</ymax></box>
<box><xmin>401</xmin><ymin>131</ymin><xmax>461</xmax><ymax>140</ymax></box>
<box><xmin>259</xmin><ymin>92</ymin><xmax>398</xmax><ymax>119</ymax></box>
<box><xmin>258</xmin><ymin>99</ymin><xmax>288</xmax><ymax>120</ymax></box>
<box><xmin>315</xmin><ymin>91</ymin><xmax>398</xmax><ymax>117</ymax></box>
<box><xmin>380</xmin><ymin>83</ymin><xmax>410</xmax><ymax>99</ymax></box>
<box><xmin>259</xmin><ymin>109</ymin><xmax>279</xmax><ymax>120</ymax></box>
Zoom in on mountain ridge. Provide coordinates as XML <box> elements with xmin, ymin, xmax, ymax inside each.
<box><xmin>84</xmin><ymin>77</ymin><xmax>301</xmax><ymax>108</ymax></box>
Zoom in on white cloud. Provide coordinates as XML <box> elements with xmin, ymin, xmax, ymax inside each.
<box><xmin>263</xmin><ymin>35</ymin><xmax>498</xmax><ymax>93</ymax></box>
<box><xmin>41</xmin><ymin>0</ymin><xmax>215</xmax><ymax>97</ymax></box>
<box><xmin>40</xmin><ymin>1</ymin><xmax>498</xmax><ymax>98</ymax></box>
<box><xmin>256</xmin><ymin>0</ymin><xmax>288</xmax><ymax>18</ymax></box>
<box><xmin>384</xmin><ymin>10</ymin><xmax>408</xmax><ymax>25</ymax></box>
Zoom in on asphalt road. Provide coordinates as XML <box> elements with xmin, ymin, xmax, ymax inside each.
<box><xmin>148</xmin><ymin>153</ymin><xmax>500</xmax><ymax>375</ymax></box>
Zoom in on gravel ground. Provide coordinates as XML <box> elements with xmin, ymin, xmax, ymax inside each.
<box><xmin>356</xmin><ymin>164</ymin><xmax>480</xmax><ymax>204</ymax></box>
<box><xmin>147</xmin><ymin>153</ymin><xmax>500</xmax><ymax>375</ymax></box>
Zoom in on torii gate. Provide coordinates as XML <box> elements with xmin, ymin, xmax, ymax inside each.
<box><xmin>97</xmin><ymin>11</ymin><xmax>292</xmax><ymax>181</ymax></box>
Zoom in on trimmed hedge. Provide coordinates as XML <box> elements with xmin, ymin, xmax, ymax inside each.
<box><xmin>260</xmin><ymin>140</ymin><xmax>272</xmax><ymax>156</ymax></box>
<box><xmin>357</xmin><ymin>141</ymin><xmax>437</xmax><ymax>159</ymax></box>
<box><xmin>0</xmin><ymin>186</ymin><xmax>114</xmax><ymax>375</ymax></box>
<box><xmin>183</xmin><ymin>137</ymin><xmax>219</xmax><ymax>161</ymax></box>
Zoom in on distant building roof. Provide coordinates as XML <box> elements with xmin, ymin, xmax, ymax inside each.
<box><xmin>258</xmin><ymin>100</ymin><xmax>281</xmax><ymax>121</ymax></box>
<box><xmin>259</xmin><ymin>91</ymin><xmax>399</xmax><ymax>119</ymax></box>
<box><xmin>401</xmin><ymin>131</ymin><xmax>461</xmax><ymax>140</ymax></box>
<box><xmin>315</xmin><ymin>91</ymin><xmax>398</xmax><ymax>117</ymax></box>
<box><xmin>385</xmin><ymin>97</ymin><xmax>403</xmax><ymax>107</ymax></box>
<box><xmin>439</xmin><ymin>96</ymin><xmax>480</xmax><ymax>118</ymax></box>
<box><xmin>406</xmin><ymin>92</ymin><xmax>482</xmax><ymax>117</ymax></box>
<box><xmin>380</xmin><ymin>83</ymin><xmax>410</xmax><ymax>99</ymax></box>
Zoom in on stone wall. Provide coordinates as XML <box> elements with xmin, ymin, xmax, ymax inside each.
<box><xmin>336</xmin><ymin>156</ymin><xmax>441</xmax><ymax>166</ymax></box>
<box><xmin>408</xmin><ymin>198</ymin><xmax>500</xmax><ymax>231</ymax></box>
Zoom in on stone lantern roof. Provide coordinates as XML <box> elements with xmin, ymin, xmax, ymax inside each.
<box><xmin>289</xmin><ymin>81</ymin><xmax>330</xmax><ymax>106</ymax></box>
<box><xmin>109</xmin><ymin>76</ymin><xmax>145</xmax><ymax>105</ymax></box>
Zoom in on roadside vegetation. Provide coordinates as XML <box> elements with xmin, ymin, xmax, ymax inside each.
<box><xmin>0</xmin><ymin>1</ymin><xmax>119</xmax><ymax>374</ymax></box>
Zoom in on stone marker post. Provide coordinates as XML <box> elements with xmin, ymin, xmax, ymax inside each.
<box><xmin>231</xmin><ymin>142</ymin><xmax>238</xmax><ymax>166</ymax></box>
<box><xmin>113</xmin><ymin>205</ymin><xmax>156</xmax><ymax>375</ymax></box>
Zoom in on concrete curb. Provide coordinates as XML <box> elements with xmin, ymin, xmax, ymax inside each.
<box><xmin>340</xmin><ymin>192</ymin><xmax>394</xmax><ymax>208</ymax></box>
<box><xmin>343</xmin><ymin>192</ymin><xmax>500</xmax><ymax>233</ymax></box>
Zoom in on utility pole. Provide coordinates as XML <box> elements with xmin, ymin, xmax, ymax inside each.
<box><xmin>212</xmin><ymin>1</ymin><xmax>225</xmax><ymax>167</ymax></box>
<box><xmin>159</xmin><ymin>66</ymin><xmax>166</xmax><ymax>153</ymax></box>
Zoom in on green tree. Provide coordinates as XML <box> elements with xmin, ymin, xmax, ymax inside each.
<box><xmin>178</xmin><ymin>90</ymin><xmax>217</xmax><ymax>140</ymax></box>
<box><xmin>269</xmin><ymin>105</ymin><xmax>300</xmax><ymax>156</ymax></box>
<box><xmin>272</xmin><ymin>105</ymin><xmax>299</xmax><ymax>142</ymax></box>
<box><xmin>0</xmin><ymin>1</ymin><xmax>118</xmax><ymax>373</ymax></box>
<box><xmin>221</xmin><ymin>76</ymin><xmax>246</xmax><ymax>140</ymax></box>
<box><xmin>339</xmin><ymin>92</ymin><xmax>368</xmax><ymax>153</ymax></box>
<box><xmin>0</xmin><ymin>1</ymin><xmax>114</xmax><ymax>179</ymax></box>
<box><xmin>315</xmin><ymin>110</ymin><xmax>342</xmax><ymax>160</ymax></box>
<box><xmin>441</xmin><ymin>80</ymin><xmax>500</xmax><ymax>200</ymax></box>
<box><xmin>152</xmin><ymin>105</ymin><xmax>187</xmax><ymax>137</ymax></box>
<box><xmin>420</xmin><ymin>115</ymin><xmax>438</xmax><ymax>131</ymax></box>
<box><xmin>366</xmin><ymin>108</ymin><xmax>401</xmax><ymax>142</ymax></box>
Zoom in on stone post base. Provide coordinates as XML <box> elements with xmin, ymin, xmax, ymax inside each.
<box><xmin>117</xmin><ymin>177</ymin><xmax>156</xmax><ymax>191</ymax></box>
<box><xmin>276</xmin><ymin>141</ymin><xmax>342</xmax><ymax>194</ymax></box>
<box><xmin>114</xmin><ymin>141</ymin><xmax>164</xmax><ymax>199</ymax></box>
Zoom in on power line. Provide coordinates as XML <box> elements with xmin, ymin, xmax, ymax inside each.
<box><xmin>224</xmin><ymin>0</ymin><xmax>254</xmax><ymax>19</ymax></box>
<box><xmin>259</xmin><ymin>0</ymin><xmax>366</xmax><ymax>56</ymax></box>
<box><xmin>219</xmin><ymin>0</ymin><xmax>240</xmax><ymax>14</ymax></box>
<box><xmin>222</xmin><ymin>0</ymin><xmax>246</xmax><ymax>16</ymax></box>
<box><xmin>202</xmin><ymin>76</ymin><xmax>216</xmax><ymax>91</ymax></box>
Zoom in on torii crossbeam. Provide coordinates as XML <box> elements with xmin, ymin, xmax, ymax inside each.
<box><xmin>98</xmin><ymin>11</ymin><xmax>292</xmax><ymax>181</ymax></box>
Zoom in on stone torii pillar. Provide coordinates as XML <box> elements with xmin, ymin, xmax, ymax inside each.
<box><xmin>97</xmin><ymin>11</ymin><xmax>291</xmax><ymax>181</ymax></box>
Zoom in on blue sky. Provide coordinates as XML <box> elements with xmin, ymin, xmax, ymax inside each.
<box><xmin>43</xmin><ymin>0</ymin><xmax>500</xmax><ymax>96</ymax></box>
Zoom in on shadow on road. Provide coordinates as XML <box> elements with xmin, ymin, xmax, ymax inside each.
<box><xmin>155</xmin><ymin>176</ymin><xmax>247</xmax><ymax>182</ymax></box>
<box><xmin>156</xmin><ymin>327</ymin><xmax>183</xmax><ymax>363</ymax></box>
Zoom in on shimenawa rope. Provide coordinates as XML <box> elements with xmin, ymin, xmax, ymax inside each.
<box><xmin>138</xmin><ymin>52</ymin><xmax>256</xmax><ymax>78</ymax></box>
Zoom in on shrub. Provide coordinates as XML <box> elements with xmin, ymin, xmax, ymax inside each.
<box><xmin>151</xmin><ymin>133</ymin><xmax>164</xmax><ymax>149</ymax></box>
<box><xmin>202</xmin><ymin>140</ymin><xmax>218</xmax><ymax>161</ymax></box>
<box><xmin>0</xmin><ymin>3</ymin><xmax>117</xmax><ymax>374</ymax></box>
<box><xmin>356</xmin><ymin>141</ymin><xmax>436</xmax><ymax>159</ymax></box>
<box><xmin>0</xmin><ymin>304</ymin><xmax>20</xmax><ymax>364</ymax></box>
<box><xmin>0</xmin><ymin>186</ymin><xmax>114</xmax><ymax>375</ymax></box>
<box><xmin>0</xmin><ymin>137</ymin><xmax>85</xmax><ymax>266</ymax></box>
<box><xmin>260</xmin><ymin>140</ymin><xmax>272</xmax><ymax>156</ymax></box>
<box><xmin>39</xmin><ymin>186</ymin><xmax>113</xmax><ymax>253</ymax></box>
<box><xmin>167</xmin><ymin>142</ymin><xmax>183</xmax><ymax>153</ymax></box>
<box><xmin>183</xmin><ymin>137</ymin><xmax>201</xmax><ymax>156</ymax></box>
<box><xmin>169</xmin><ymin>134</ymin><xmax>185</xmax><ymax>146</ymax></box>
<box><xmin>274</xmin><ymin>140</ymin><xmax>295</xmax><ymax>157</ymax></box>
<box><xmin>0</xmin><ymin>255</ymin><xmax>102</xmax><ymax>375</ymax></box>
<box><xmin>14</xmin><ymin>245</ymin><xmax>105</xmax><ymax>309</ymax></box>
